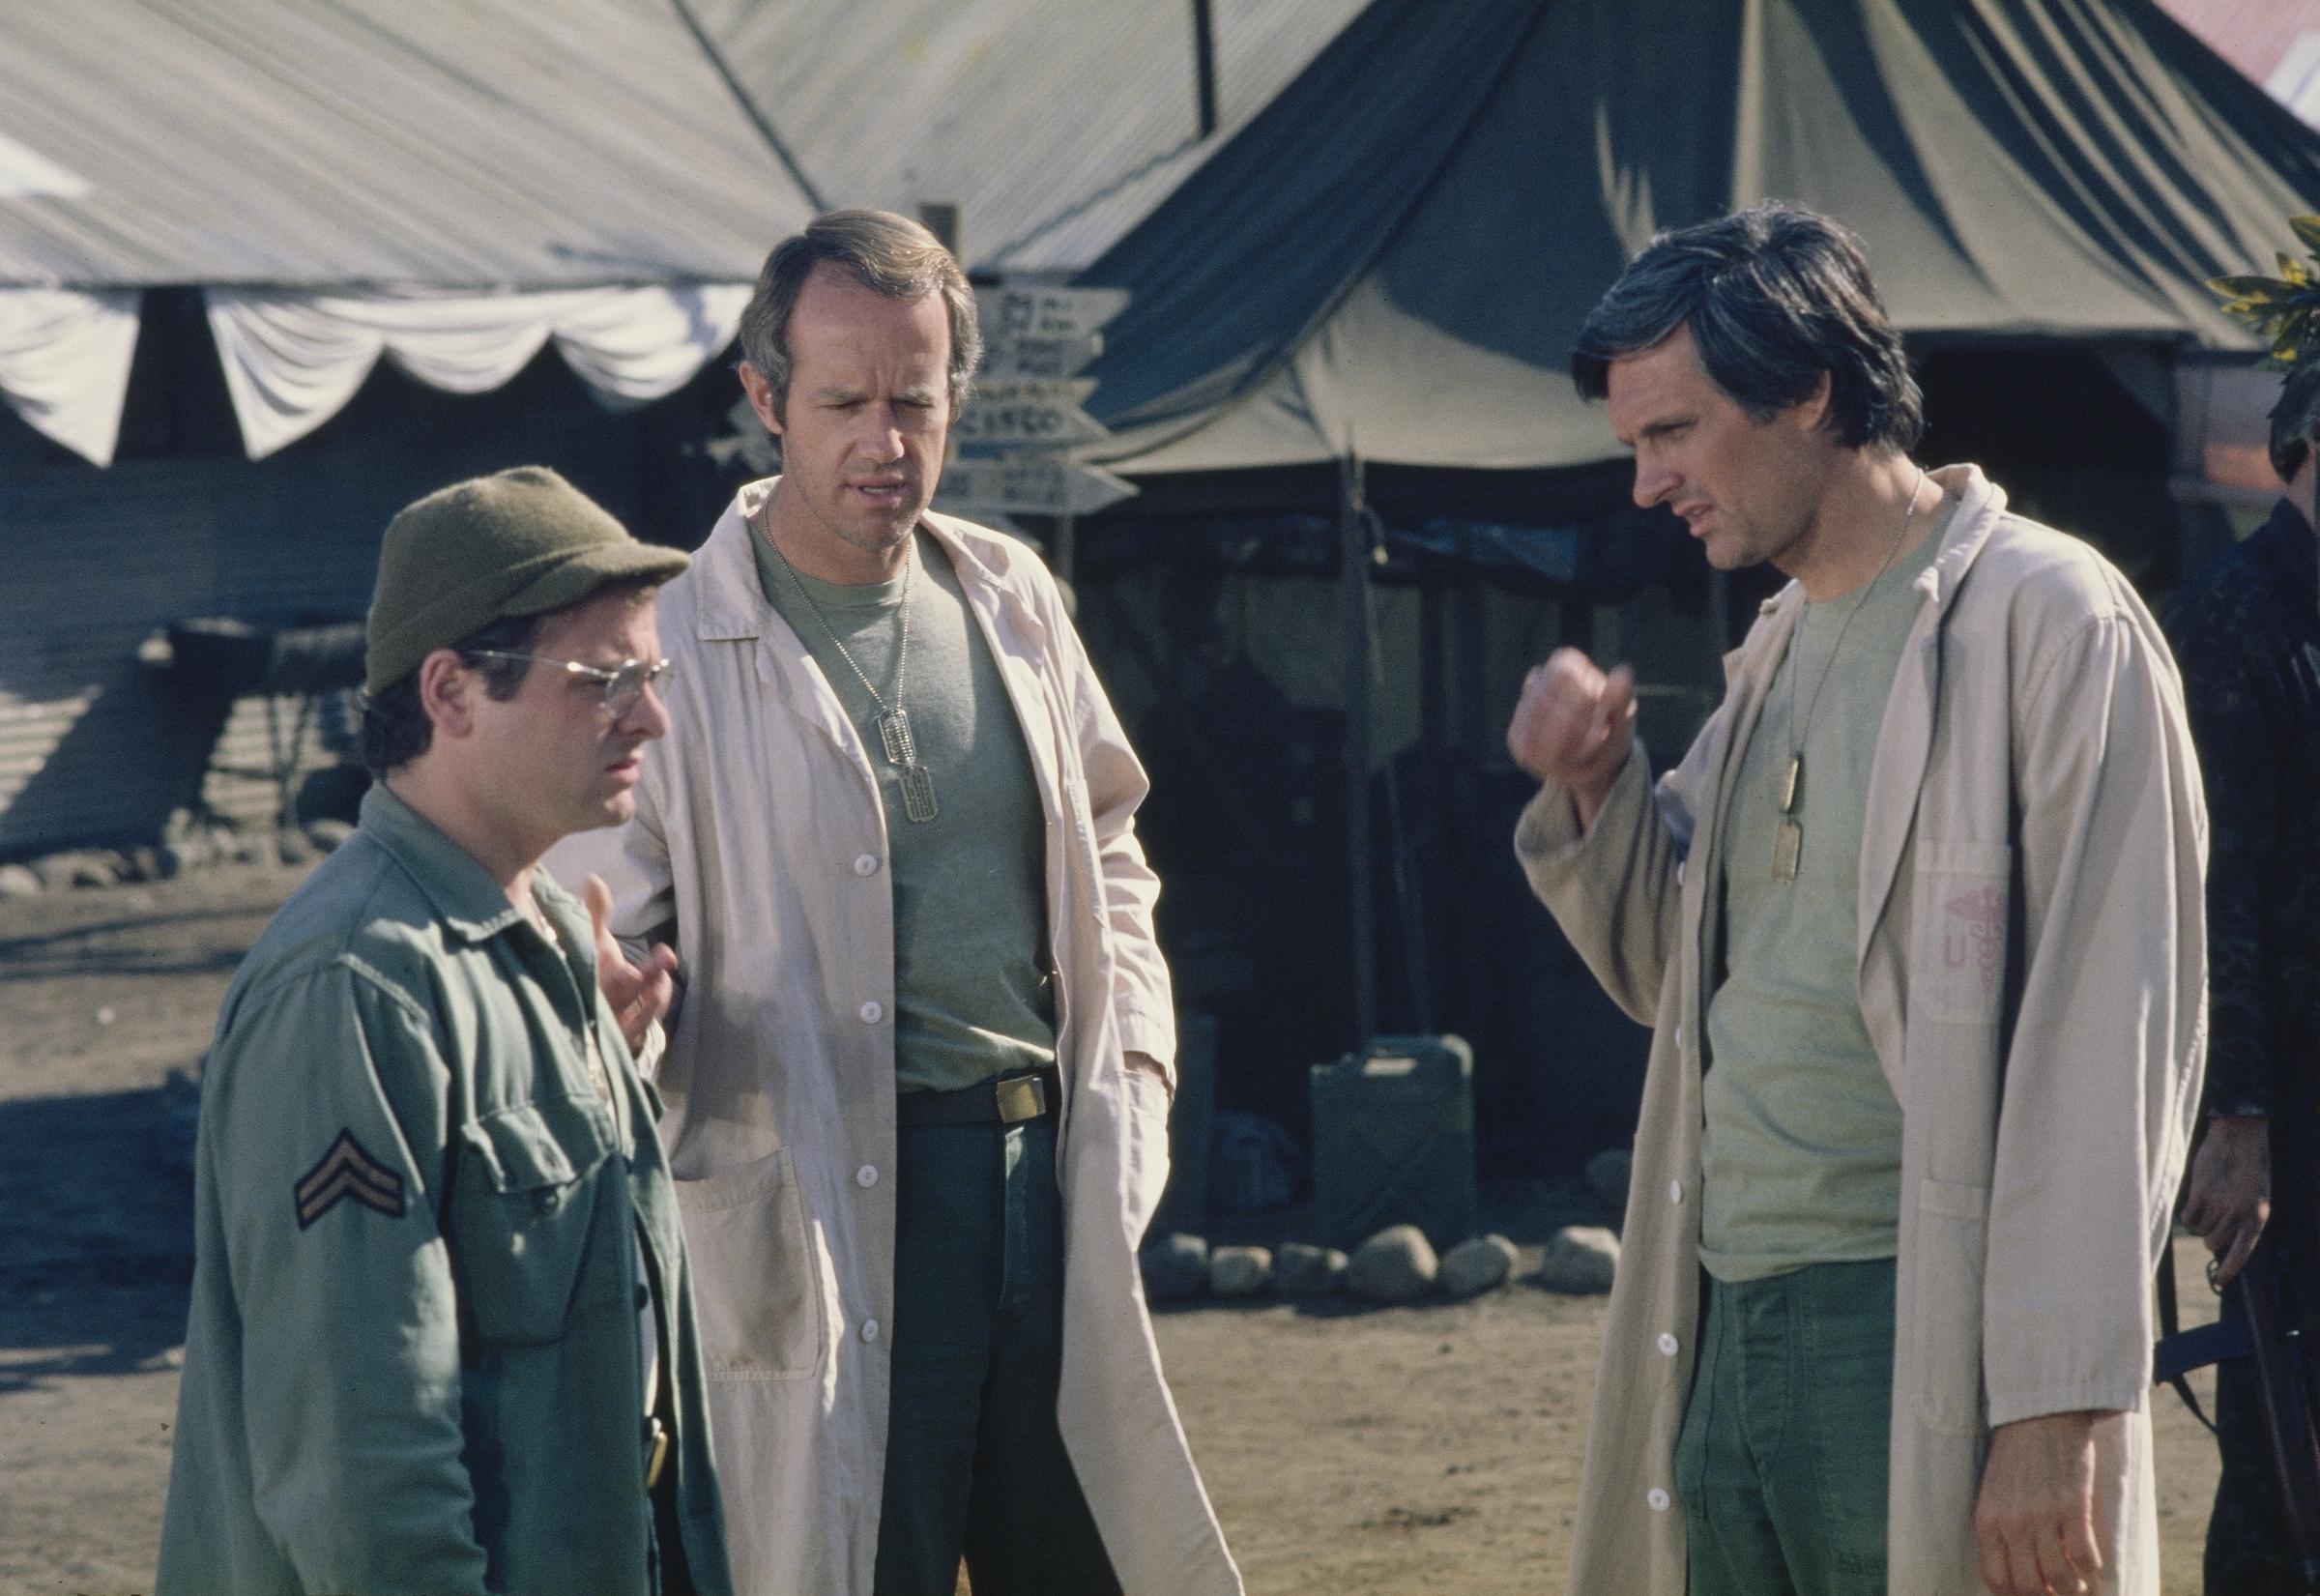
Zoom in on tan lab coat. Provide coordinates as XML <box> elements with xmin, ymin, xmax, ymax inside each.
<box><xmin>1516</xmin><ymin>466</ymin><xmax>2205</xmax><ymax>1596</ymax></box>
<box><xmin>547</xmin><ymin>480</ymin><xmax>1241</xmax><ymax>1596</ymax></box>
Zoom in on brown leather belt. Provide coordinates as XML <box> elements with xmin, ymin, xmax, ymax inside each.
<box><xmin>894</xmin><ymin>1068</ymin><xmax>1059</xmax><ymax>1128</ymax></box>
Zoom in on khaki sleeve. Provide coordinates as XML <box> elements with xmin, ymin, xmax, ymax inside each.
<box><xmin>1513</xmin><ymin>713</ymin><xmax>1719</xmax><ymax>1027</ymax></box>
<box><xmin>205</xmin><ymin>963</ymin><xmax>490</xmax><ymax>1595</ymax></box>
<box><xmin>1981</xmin><ymin>610</ymin><xmax>2207</xmax><ymax>1426</ymax></box>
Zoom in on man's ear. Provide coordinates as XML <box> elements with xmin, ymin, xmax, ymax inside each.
<box><xmin>739</xmin><ymin>363</ymin><xmax>785</xmax><ymax>438</ymax></box>
<box><xmin>1788</xmin><ymin>369</ymin><xmax>1835</xmax><ymax>435</ymax></box>
<box><xmin>416</xmin><ymin>649</ymin><xmax>478</xmax><ymax>741</ymax></box>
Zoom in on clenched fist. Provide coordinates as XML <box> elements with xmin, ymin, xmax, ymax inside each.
<box><xmin>1506</xmin><ymin>649</ymin><xmax>1637</xmax><ymax>828</ymax></box>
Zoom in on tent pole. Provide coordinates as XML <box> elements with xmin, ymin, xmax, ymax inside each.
<box><xmin>1340</xmin><ymin>453</ymin><xmax>1378</xmax><ymax>1043</ymax></box>
<box><xmin>1191</xmin><ymin>0</ymin><xmax>1218</xmax><ymax>139</ymax></box>
<box><xmin>1054</xmin><ymin>512</ymin><xmax>1077</xmax><ymax>596</ymax></box>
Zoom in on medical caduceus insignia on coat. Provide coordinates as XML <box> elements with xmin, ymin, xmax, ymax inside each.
<box><xmin>1942</xmin><ymin>885</ymin><xmax>2006</xmax><ymax>1001</ymax></box>
<box><xmin>293</xmin><ymin>1129</ymin><xmax>408</xmax><ymax>1230</ymax></box>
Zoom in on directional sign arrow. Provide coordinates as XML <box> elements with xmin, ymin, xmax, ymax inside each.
<box><xmin>954</xmin><ymin>379</ymin><xmax>1106</xmax><ymax>450</ymax></box>
<box><xmin>978</xmin><ymin>331</ymin><xmax>1104</xmax><ymax>381</ymax></box>
<box><xmin>975</xmin><ymin>285</ymin><xmax>1130</xmax><ymax>344</ymax></box>
<box><xmin>935</xmin><ymin>457</ymin><xmax>1139</xmax><ymax>516</ymax></box>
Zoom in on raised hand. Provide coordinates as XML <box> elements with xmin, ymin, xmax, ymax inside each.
<box><xmin>1506</xmin><ymin>649</ymin><xmax>1638</xmax><ymax>827</ymax></box>
<box><xmin>584</xmin><ymin>873</ymin><xmax>679</xmax><ymax>1058</ymax></box>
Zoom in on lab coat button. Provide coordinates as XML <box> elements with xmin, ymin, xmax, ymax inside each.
<box><xmin>854</xmin><ymin>854</ymin><xmax>879</xmax><ymax>877</ymax></box>
<box><xmin>1657</xmin><ymin>1332</ymin><xmax>1679</xmax><ymax>1357</ymax></box>
<box><xmin>1647</xmin><ymin>1488</ymin><xmax>1670</xmax><ymax>1512</ymax></box>
<box><xmin>856</xmin><ymin>1164</ymin><xmax>879</xmax><ymax>1189</ymax></box>
<box><xmin>861</xmin><ymin>1319</ymin><xmax>881</xmax><ymax>1343</ymax></box>
<box><xmin>859</xmin><ymin>1001</ymin><xmax>884</xmax><ymax>1024</ymax></box>
<box><xmin>1669</xmin><ymin>1180</ymin><xmax>1684</xmax><ymax>1205</ymax></box>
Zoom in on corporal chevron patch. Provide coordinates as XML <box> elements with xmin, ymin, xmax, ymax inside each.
<box><xmin>294</xmin><ymin>1129</ymin><xmax>407</xmax><ymax>1230</ymax></box>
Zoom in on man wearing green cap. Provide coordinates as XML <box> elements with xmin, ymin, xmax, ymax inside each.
<box><xmin>157</xmin><ymin>466</ymin><xmax>734</xmax><ymax>1596</ymax></box>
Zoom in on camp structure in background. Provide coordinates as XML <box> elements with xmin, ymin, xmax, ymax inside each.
<box><xmin>1056</xmin><ymin>0</ymin><xmax>2320</xmax><ymax>1172</ymax></box>
<box><xmin>0</xmin><ymin>0</ymin><xmax>1359</xmax><ymax>863</ymax></box>
<box><xmin>8</xmin><ymin>0</ymin><xmax>2317</xmax><ymax>1189</ymax></box>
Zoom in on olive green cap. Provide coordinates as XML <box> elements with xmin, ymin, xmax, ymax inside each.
<box><xmin>363</xmin><ymin>466</ymin><xmax>689</xmax><ymax>694</ymax></box>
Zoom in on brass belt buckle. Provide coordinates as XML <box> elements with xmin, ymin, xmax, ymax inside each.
<box><xmin>996</xmin><ymin>1074</ymin><xmax>1045</xmax><ymax>1125</ymax></box>
<box><xmin>644</xmin><ymin>1415</ymin><xmax>669</xmax><ymax>1495</ymax></box>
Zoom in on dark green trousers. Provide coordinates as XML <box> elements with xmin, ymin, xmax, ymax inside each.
<box><xmin>1674</xmin><ymin>1258</ymin><xmax>1897</xmax><ymax>1596</ymax></box>
<box><xmin>872</xmin><ymin>1115</ymin><xmax>1120</xmax><ymax>1596</ymax></box>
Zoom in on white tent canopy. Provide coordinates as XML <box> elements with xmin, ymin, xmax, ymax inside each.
<box><xmin>0</xmin><ymin>289</ymin><xmax>140</xmax><ymax>466</ymax></box>
<box><xmin>0</xmin><ymin>283</ymin><xmax>751</xmax><ymax>466</ymax></box>
<box><xmin>205</xmin><ymin>285</ymin><xmax>752</xmax><ymax>459</ymax></box>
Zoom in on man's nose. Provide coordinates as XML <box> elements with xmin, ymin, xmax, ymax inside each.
<box><xmin>623</xmin><ymin>681</ymin><xmax>672</xmax><ymax>740</ymax></box>
<box><xmin>1632</xmin><ymin>456</ymin><xmax>1677</xmax><ymax>509</ymax></box>
<box><xmin>860</xmin><ymin>406</ymin><xmax>907</xmax><ymax>460</ymax></box>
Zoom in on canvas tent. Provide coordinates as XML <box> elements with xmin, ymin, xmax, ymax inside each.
<box><xmin>1051</xmin><ymin>0</ymin><xmax>2320</xmax><ymax>1169</ymax></box>
<box><xmin>1078</xmin><ymin>0</ymin><xmax>2320</xmax><ymax>477</ymax></box>
<box><xmin>0</xmin><ymin>0</ymin><xmax>816</xmax><ymax>467</ymax></box>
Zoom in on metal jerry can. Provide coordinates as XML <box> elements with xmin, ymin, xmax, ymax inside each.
<box><xmin>1308</xmin><ymin>1034</ymin><xmax>1479</xmax><ymax>1252</ymax></box>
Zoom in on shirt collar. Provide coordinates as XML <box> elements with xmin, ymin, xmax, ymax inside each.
<box><xmin>357</xmin><ymin>784</ymin><xmax>529</xmax><ymax>943</ymax></box>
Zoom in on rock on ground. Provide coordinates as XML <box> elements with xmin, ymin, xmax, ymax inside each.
<box><xmin>1209</xmin><ymin>1245</ymin><xmax>1274</xmax><ymax>1298</ymax></box>
<box><xmin>1439</xmin><ymin>1234</ymin><xmax>1519</xmax><ymax>1300</ymax></box>
<box><xmin>1274</xmin><ymin>1241</ymin><xmax>1348</xmax><ymax>1298</ymax></box>
<box><xmin>1141</xmin><ymin>1233</ymin><xmax>1209</xmax><ymax>1303</ymax></box>
<box><xmin>1584</xmin><ymin>1147</ymin><xmax>1633</xmax><ymax>1213</ymax></box>
<box><xmin>1346</xmin><ymin>1224</ymin><xmax>1437</xmax><ymax>1304</ymax></box>
<box><xmin>0</xmin><ymin>862</ymin><xmax>41</xmax><ymax>898</ymax></box>
<box><xmin>1537</xmin><ymin>1226</ymin><xmax>1619</xmax><ymax>1294</ymax></box>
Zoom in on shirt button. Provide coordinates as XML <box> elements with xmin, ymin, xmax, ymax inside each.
<box><xmin>856</xmin><ymin>1164</ymin><xmax>879</xmax><ymax>1189</ymax></box>
<box><xmin>1657</xmin><ymin>1332</ymin><xmax>1679</xmax><ymax>1357</ymax></box>
<box><xmin>1668</xmin><ymin>1180</ymin><xmax>1684</xmax><ymax>1205</ymax></box>
<box><xmin>1676</xmin><ymin>858</ymin><xmax>1687</xmax><ymax>885</ymax></box>
<box><xmin>854</xmin><ymin>854</ymin><xmax>879</xmax><ymax>877</ymax></box>
<box><xmin>1647</xmin><ymin>1488</ymin><xmax>1670</xmax><ymax>1513</ymax></box>
<box><xmin>859</xmin><ymin>1001</ymin><xmax>884</xmax><ymax>1024</ymax></box>
<box><xmin>1673</xmin><ymin>1024</ymin><xmax>1684</xmax><ymax>1049</ymax></box>
<box><xmin>861</xmin><ymin>1319</ymin><xmax>881</xmax><ymax>1344</ymax></box>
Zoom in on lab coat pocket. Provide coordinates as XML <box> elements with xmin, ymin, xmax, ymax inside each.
<box><xmin>1911</xmin><ymin>1175</ymin><xmax>1991</xmax><ymax>1436</ymax></box>
<box><xmin>673</xmin><ymin>1149</ymin><xmax>824</xmax><ymax>1380</ymax></box>
<box><xmin>453</xmin><ymin>1094</ymin><xmax>618</xmax><ymax>1348</ymax></box>
<box><xmin>1910</xmin><ymin>839</ymin><xmax>2012</xmax><ymax>1027</ymax></box>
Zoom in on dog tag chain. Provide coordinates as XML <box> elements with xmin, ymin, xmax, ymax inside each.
<box><xmin>1772</xmin><ymin>469</ymin><xmax>1924</xmax><ymax>883</ymax></box>
<box><xmin>761</xmin><ymin>510</ymin><xmax>939</xmax><ymax>823</ymax></box>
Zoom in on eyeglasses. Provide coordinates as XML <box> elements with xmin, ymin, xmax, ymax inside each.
<box><xmin>464</xmin><ymin>652</ymin><xmax>674</xmax><ymax>711</ymax></box>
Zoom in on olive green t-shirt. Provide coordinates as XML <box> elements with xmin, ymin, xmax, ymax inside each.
<box><xmin>1698</xmin><ymin>511</ymin><xmax>1946</xmax><ymax>1283</ymax></box>
<box><xmin>753</xmin><ymin>526</ymin><xmax>1058</xmax><ymax>1094</ymax></box>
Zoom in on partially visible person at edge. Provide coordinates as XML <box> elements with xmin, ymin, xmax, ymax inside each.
<box><xmin>1505</xmin><ymin>203</ymin><xmax>2205</xmax><ymax>1596</ymax></box>
<box><xmin>546</xmin><ymin>209</ymin><xmax>1240</xmax><ymax>1596</ymax></box>
<box><xmin>156</xmin><ymin>467</ymin><xmax>734</xmax><ymax>1596</ymax></box>
<box><xmin>2167</xmin><ymin>259</ymin><xmax>2320</xmax><ymax>1594</ymax></box>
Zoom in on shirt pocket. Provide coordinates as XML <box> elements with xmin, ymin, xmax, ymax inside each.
<box><xmin>673</xmin><ymin>1149</ymin><xmax>824</xmax><ymax>1380</ymax></box>
<box><xmin>1910</xmin><ymin>1175</ymin><xmax>1990</xmax><ymax>1436</ymax></box>
<box><xmin>1909</xmin><ymin>838</ymin><xmax>2013</xmax><ymax>1028</ymax></box>
<box><xmin>453</xmin><ymin>1095</ymin><xmax>618</xmax><ymax>1348</ymax></box>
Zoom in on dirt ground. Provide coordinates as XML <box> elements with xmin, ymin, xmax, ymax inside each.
<box><xmin>0</xmin><ymin>864</ymin><xmax>2225</xmax><ymax>1594</ymax></box>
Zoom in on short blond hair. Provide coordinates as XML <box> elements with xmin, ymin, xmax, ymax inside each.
<box><xmin>738</xmin><ymin>209</ymin><xmax>981</xmax><ymax>418</ymax></box>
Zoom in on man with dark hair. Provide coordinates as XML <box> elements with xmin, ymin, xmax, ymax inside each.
<box><xmin>2169</xmin><ymin>241</ymin><xmax>2320</xmax><ymax>1595</ymax></box>
<box><xmin>158</xmin><ymin>466</ymin><xmax>733</xmax><ymax>1596</ymax></box>
<box><xmin>548</xmin><ymin>210</ymin><xmax>1239</xmax><ymax>1596</ymax></box>
<box><xmin>1508</xmin><ymin>203</ymin><xmax>2205</xmax><ymax>1596</ymax></box>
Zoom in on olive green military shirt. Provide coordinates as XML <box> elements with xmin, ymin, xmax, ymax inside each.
<box><xmin>156</xmin><ymin>786</ymin><xmax>733</xmax><ymax>1596</ymax></box>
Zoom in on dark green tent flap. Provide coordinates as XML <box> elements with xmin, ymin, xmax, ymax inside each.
<box><xmin>1079</xmin><ymin>0</ymin><xmax>2320</xmax><ymax>476</ymax></box>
